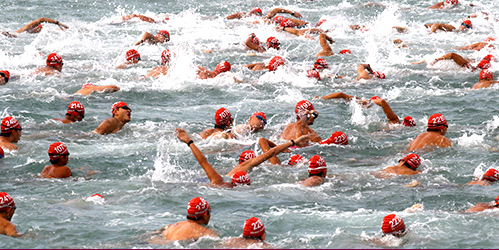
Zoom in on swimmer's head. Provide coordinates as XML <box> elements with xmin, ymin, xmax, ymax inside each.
<box><xmin>320</xmin><ymin>131</ymin><xmax>348</xmax><ymax>145</ymax></box>
<box><xmin>373</xmin><ymin>71</ymin><xmax>385</xmax><ymax>79</ymax></box>
<box><xmin>485</xmin><ymin>37</ymin><xmax>495</xmax><ymax>43</ymax></box>
<box><xmin>157</xmin><ymin>30</ymin><xmax>170</xmax><ymax>42</ymax></box>
<box><xmin>46</xmin><ymin>53</ymin><xmax>63</xmax><ymax>68</ymax></box>
<box><xmin>295</xmin><ymin>100</ymin><xmax>315</xmax><ymax>115</ymax></box>
<box><xmin>268</xmin><ymin>56</ymin><xmax>285</xmax><ymax>72</ymax></box>
<box><xmin>477</xmin><ymin>59</ymin><xmax>491</xmax><ymax>69</ymax></box>
<box><xmin>308</xmin><ymin>155</ymin><xmax>327</xmax><ymax>176</ymax></box>
<box><xmin>231</xmin><ymin>171</ymin><xmax>251</xmax><ymax>186</ymax></box>
<box><xmin>403</xmin><ymin>116</ymin><xmax>416</xmax><ymax>127</ymax></box>
<box><xmin>251</xmin><ymin>36</ymin><xmax>260</xmax><ymax>45</ymax></box>
<box><xmin>186</xmin><ymin>197</ymin><xmax>211</xmax><ymax>220</ymax></box>
<box><xmin>266</xmin><ymin>37</ymin><xmax>280</xmax><ymax>50</ymax></box>
<box><xmin>460</xmin><ymin>20</ymin><xmax>472</xmax><ymax>30</ymax></box>
<box><xmin>483</xmin><ymin>55</ymin><xmax>496</xmax><ymax>62</ymax></box>
<box><xmin>161</xmin><ymin>50</ymin><xmax>172</xmax><ymax>65</ymax></box>
<box><xmin>483</xmin><ymin>168</ymin><xmax>499</xmax><ymax>182</ymax></box>
<box><xmin>444</xmin><ymin>0</ymin><xmax>458</xmax><ymax>6</ymax></box>
<box><xmin>82</xmin><ymin>83</ymin><xmax>94</xmax><ymax>88</ymax></box>
<box><xmin>111</xmin><ymin>101</ymin><xmax>131</xmax><ymax>116</ymax></box>
<box><xmin>479</xmin><ymin>69</ymin><xmax>493</xmax><ymax>80</ymax></box>
<box><xmin>339</xmin><ymin>49</ymin><xmax>352</xmax><ymax>54</ymax></box>
<box><xmin>214</xmin><ymin>108</ymin><xmax>233</xmax><ymax>127</ymax></box>
<box><xmin>250</xmin><ymin>7</ymin><xmax>262</xmax><ymax>16</ymax></box>
<box><xmin>381</xmin><ymin>214</ymin><xmax>406</xmax><ymax>237</ymax></box>
<box><xmin>215</xmin><ymin>61</ymin><xmax>231</xmax><ymax>74</ymax></box>
<box><xmin>306</xmin><ymin>69</ymin><xmax>321</xmax><ymax>80</ymax></box>
<box><xmin>29</xmin><ymin>24</ymin><xmax>43</xmax><ymax>33</ymax></box>
<box><xmin>273</xmin><ymin>16</ymin><xmax>285</xmax><ymax>24</ymax></box>
<box><xmin>66</xmin><ymin>101</ymin><xmax>85</xmax><ymax>120</ymax></box>
<box><xmin>249</xmin><ymin>111</ymin><xmax>267</xmax><ymax>130</ymax></box>
<box><xmin>427</xmin><ymin>113</ymin><xmax>447</xmax><ymax>131</ymax></box>
<box><xmin>314</xmin><ymin>58</ymin><xmax>329</xmax><ymax>70</ymax></box>
<box><xmin>0</xmin><ymin>192</ymin><xmax>15</xmax><ymax>213</ymax></box>
<box><xmin>239</xmin><ymin>150</ymin><xmax>256</xmax><ymax>164</ymax></box>
<box><xmin>1</xmin><ymin>116</ymin><xmax>21</xmax><ymax>135</ymax></box>
<box><xmin>125</xmin><ymin>49</ymin><xmax>141</xmax><ymax>63</ymax></box>
<box><xmin>243</xmin><ymin>217</ymin><xmax>265</xmax><ymax>239</ymax></box>
<box><xmin>0</xmin><ymin>70</ymin><xmax>10</xmax><ymax>83</ymax></box>
<box><xmin>280</xmin><ymin>18</ymin><xmax>295</xmax><ymax>28</ymax></box>
<box><xmin>399</xmin><ymin>153</ymin><xmax>421</xmax><ymax>170</ymax></box>
<box><xmin>48</xmin><ymin>142</ymin><xmax>69</xmax><ymax>162</ymax></box>
<box><xmin>288</xmin><ymin>154</ymin><xmax>306</xmax><ymax>166</ymax></box>
<box><xmin>315</xmin><ymin>19</ymin><xmax>327</xmax><ymax>27</ymax></box>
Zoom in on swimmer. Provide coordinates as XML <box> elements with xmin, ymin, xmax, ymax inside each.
<box><xmin>224</xmin><ymin>217</ymin><xmax>271</xmax><ymax>248</ymax></box>
<box><xmin>238</xmin><ymin>150</ymin><xmax>257</xmax><ymax>164</ymax></box>
<box><xmin>369</xmin><ymin>96</ymin><xmax>416</xmax><ymax>128</ymax></box>
<box><xmin>54</xmin><ymin>101</ymin><xmax>85</xmax><ymax>124</ymax></box>
<box><xmin>281</xmin><ymin>100</ymin><xmax>322</xmax><ymax>144</ymax></box>
<box><xmin>243</xmin><ymin>56</ymin><xmax>285</xmax><ymax>71</ymax></box>
<box><xmin>233</xmin><ymin>111</ymin><xmax>267</xmax><ymax>134</ymax></box>
<box><xmin>155</xmin><ymin>197</ymin><xmax>218</xmax><ymax>241</ymax></box>
<box><xmin>408</xmin><ymin>113</ymin><xmax>451</xmax><ymax>151</ymax></box>
<box><xmin>74</xmin><ymin>83</ymin><xmax>120</xmax><ymax>95</ymax></box>
<box><xmin>357</xmin><ymin>64</ymin><xmax>385</xmax><ymax>81</ymax></box>
<box><xmin>31</xmin><ymin>53</ymin><xmax>63</xmax><ymax>75</ymax></box>
<box><xmin>427</xmin><ymin>0</ymin><xmax>459</xmax><ymax>9</ymax></box>
<box><xmin>117</xmin><ymin>49</ymin><xmax>141</xmax><ymax>69</ymax></box>
<box><xmin>316</xmin><ymin>33</ymin><xmax>334</xmax><ymax>57</ymax></box>
<box><xmin>198</xmin><ymin>61</ymin><xmax>231</xmax><ymax>79</ymax></box>
<box><xmin>287</xmin><ymin>154</ymin><xmax>307</xmax><ymax>166</ymax></box>
<box><xmin>0</xmin><ymin>117</ymin><xmax>22</xmax><ymax>151</ymax></box>
<box><xmin>455</xmin><ymin>37</ymin><xmax>495</xmax><ymax>51</ymax></box>
<box><xmin>472</xmin><ymin>69</ymin><xmax>499</xmax><ymax>89</ymax></box>
<box><xmin>299</xmin><ymin>155</ymin><xmax>327</xmax><ymax>187</ymax></box>
<box><xmin>227</xmin><ymin>7</ymin><xmax>302</xmax><ymax>20</ymax></box>
<box><xmin>245</xmin><ymin>33</ymin><xmax>266</xmax><ymax>52</ymax></box>
<box><xmin>175</xmin><ymin>128</ymin><xmax>309</xmax><ymax>188</ymax></box>
<box><xmin>135</xmin><ymin>30</ymin><xmax>170</xmax><ymax>45</ymax></box>
<box><xmin>411</xmin><ymin>52</ymin><xmax>486</xmax><ymax>71</ymax></box>
<box><xmin>0</xmin><ymin>192</ymin><xmax>22</xmax><ymax>237</ymax></box>
<box><xmin>271</xmin><ymin>16</ymin><xmax>308</xmax><ymax>28</ymax></box>
<box><xmin>307</xmin><ymin>59</ymin><xmax>345</xmax><ymax>79</ymax></box>
<box><xmin>200</xmin><ymin>108</ymin><xmax>237</xmax><ymax>139</ymax></box>
<box><xmin>226</xmin><ymin>7</ymin><xmax>264</xmax><ymax>19</ymax></box>
<box><xmin>15</xmin><ymin>17</ymin><xmax>68</xmax><ymax>34</ymax></box>
<box><xmin>381</xmin><ymin>214</ymin><xmax>406</xmax><ymax>237</ymax></box>
<box><xmin>465</xmin><ymin>195</ymin><xmax>499</xmax><ymax>213</ymax></box>
<box><xmin>320</xmin><ymin>131</ymin><xmax>348</xmax><ymax>145</ymax></box>
<box><xmin>0</xmin><ymin>70</ymin><xmax>10</xmax><ymax>85</ymax></box>
<box><xmin>121</xmin><ymin>14</ymin><xmax>162</xmax><ymax>23</ymax></box>
<box><xmin>40</xmin><ymin>142</ymin><xmax>72</xmax><ymax>178</ymax></box>
<box><xmin>92</xmin><ymin>101</ymin><xmax>132</xmax><ymax>135</ymax></box>
<box><xmin>372</xmin><ymin>153</ymin><xmax>422</xmax><ymax>178</ymax></box>
<box><xmin>425</xmin><ymin>19</ymin><xmax>472</xmax><ymax>34</ymax></box>
<box><xmin>466</xmin><ymin>168</ymin><xmax>499</xmax><ymax>186</ymax></box>
<box><xmin>145</xmin><ymin>50</ymin><xmax>172</xmax><ymax>78</ymax></box>
<box><xmin>280</xmin><ymin>26</ymin><xmax>324</xmax><ymax>39</ymax></box>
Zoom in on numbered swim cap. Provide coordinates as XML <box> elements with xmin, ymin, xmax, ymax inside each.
<box><xmin>243</xmin><ymin>217</ymin><xmax>265</xmax><ymax>238</ymax></box>
<box><xmin>381</xmin><ymin>214</ymin><xmax>405</xmax><ymax>235</ymax></box>
<box><xmin>373</xmin><ymin>71</ymin><xmax>385</xmax><ymax>79</ymax></box>
<box><xmin>48</xmin><ymin>142</ymin><xmax>69</xmax><ymax>161</ymax></box>
<box><xmin>427</xmin><ymin>113</ymin><xmax>447</xmax><ymax>130</ymax></box>
<box><xmin>314</xmin><ymin>58</ymin><xmax>328</xmax><ymax>70</ymax></box>
<box><xmin>308</xmin><ymin>155</ymin><xmax>327</xmax><ymax>175</ymax></box>
<box><xmin>66</xmin><ymin>101</ymin><xmax>85</xmax><ymax>118</ymax></box>
<box><xmin>215</xmin><ymin>108</ymin><xmax>232</xmax><ymax>126</ymax></box>
<box><xmin>288</xmin><ymin>154</ymin><xmax>306</xmax><ymax>166</ymax></box>
<box><xmin>231</xmin><ymin>171</ymin><xmax>251</xmax><ymax>186</ymax></box>
<box><xmin>186</xmin><ymin>197</ymin><xmax>211</xmax><ymax>219</ymax></box>
<box><xmin>280</xmin><ymin>19</ymin><xmax>295</xmax><ymax>28</ymax></box>
<box><xmin>320</xmin><ymin>131</ymin><xmax>348</xmax><ymax>145</ymax></box>
<box><xmin>479</xmin><ymin>69</ymin><xmax>493</xmax><ymax>80</ymax></box>
<box><xmin>239</xmin><ymin>150</ymin><xmax>256</xmax><ymax>164</ymax></box>
<box><xmin>0</xmin><ymin>192</ymin><xmax>15</xmax><ymax>211</ymax></box>
<box><xmin>306</xmin><ymin>69</ymin><xmax>321</xmax><ymax>80</ymax></box>
<box><xmin>483</xmin><ymin>168</ymin><xmax>499</xmax><ymax>182</ymax></box>
<box><xmin>339</xmin><ymin>49</ymin><xmax>352</xmax><ymax>54</ymax></box>
<box><xmin>273</xmin><ymin>16</ymin><xmax>285</xmax><ymax>24</ymax></box>
<box><xmin>1</xmin><ymin>117</ymin><xmax>21</xmax><ymax>133</ymax></box>
<box><xmin>403</xmin><ymin>116</ymin><xmax>416</xmax><ymax>127</ymax></box>
<box><xmin>266</xmin><ymin>37</ymin><xmax>280</xmax><ymax>49</ymax></box>
<box><xmin>0</xmin><ymin>70</ymin><xmax>10</xmax><ymax>83</ymax></box>
<box><xmin>126</xmin><ymin>49</ymin><xmax>141</xmax><ymax>62</ymax></box>
<box><xmin>161</xmin><ymin>50</ymin><xmax>172</xmax><ymax>65</ymax></box>
<box><xmin>400</xmin><ymin>153</ymin><xmax>421</xmax><ymax>170</ymax></box>
<box><xmin>250</xmin><ymin>7</ymin><xmax>262</xmax><ymax>16</ymax></box>
<box><xmin>46</xmin><ymin>53</ymin><xmax>63</xmax><ymax>67</ymax></box>
<box><xmin>295</xmin><ymin>100</ymin><xmax>314</xmax><ymax>114</ymax></box>
<box><xmin>268</xmin><ymin>56</ymin><xmax>285</xmax><ymax>71</ymax></box>
<box><xmin>215</xmin><ymin>61</ymin><xmax>231</xmax><ymax>74</ymax></box>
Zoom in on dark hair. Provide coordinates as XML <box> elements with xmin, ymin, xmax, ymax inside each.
<box><xmin>308</xmin><ymin>172</ymin><xmax>324</xmax><ymax>177</ymax></box>
<box><xmin>0</xmin><ymin>132</ymin><xmax>12</xmax><ymax>137</ymax></box>
<box><xmin>186</xmin><ymin>210</ymin><xmax>209</xmax><ymax>221</ymax></box>
<box><xmin>427</xmin><ymin>128</ymin><xmax>441</xmax><ymax>132</ymax></box>
<box><xmin>50</xmin><ymin>158</ymin><xmax>61</xmax><ymax>164</ymax></box>
<box><xmin>214</xmin><ymin>124</ymin><xmax>228</xmax><ymax>130</ymax></box>
<box><xmin>243</xmin><ymin>235</ymin><xmax>263</xmax><ymax>240</ymax></box>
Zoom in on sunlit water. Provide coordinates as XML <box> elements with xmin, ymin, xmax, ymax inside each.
<box><xmin>1</xmin><ymin>0</ymin><xmax>499</xmax><ymax>248</ymax></box>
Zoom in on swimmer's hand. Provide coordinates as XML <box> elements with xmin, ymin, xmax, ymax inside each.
<box><xmin>175</xmin><ymin>128</ymin><xmax>191</xmax><ymax>143</ymax></box>
<box><xmin>411</xmin><ymin>59</ymin><xmax>426</xmax><ymax>65</ymax></box>
<box><xmin>404</xmin><ymin>180</ymin><xmax>421</xmax><ymax>187</ymax></box>
<box><xmin>294</xmin><ymin>134</ymin><xmax>311</xmax><ymax>147</ymax></box>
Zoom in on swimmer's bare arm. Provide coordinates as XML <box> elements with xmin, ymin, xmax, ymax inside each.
<box><xmin>226</xmin><ymin>12</ymin><xmax>246</xmax><ymax>19</ymax></box>
<box><xmin>227</xmin><ymin>134</ymin><xmax>310</xmax><ymax>176</ymax></box>
<box><xmin>122</xmin><ymin>14</ymin><xmax>156</xmax><ymax>23</ymax></box>
<box><xmin>242</xmin><ymin>62</ymin><xmax>267</xmax><ymax>71</ymax></box>
<box><xmin>317</xmin><ymin>92</ymin><xmax>359</xmax><ymax>100</ymax></box>
<box><xmin>1</xmin><ymin>31</ymin><xmax>17</xmax><ymax>38</ymax></box>
<box><xmin>316</xmin><ymin>33</ymin><xmax>334</xmax><ymax>57</ymax></box>
<box><xmin>135</xmin><ymin>32</ymin><xmax>156</xmax><ymax>45</ymax></box>
<box><xmin>356</xmin><ymin>64</ymin><xmax>373</xmax><ymax>80</ymax></box>
<box><xmin>93</xmin><ymin>85</ymin><xmax>120</xmax><ymax>93</ymax></box>
<box><xmin>176</xmin><ymin>128</ymin><xmax>225</xmax><ymax>185</ymax></box>
<box><xmin>429</xmin><ymin>23</ymin><xmax>456</xmax><ymax>33</ymax></box>
<box><xmin>92</xmin><ymin>117</ymin><xmax>118</xmax><ymax>135</ymax></box>
<box><xmin>16</xmin><ymin>18</ymin><xmax>68</xmax><ymax>33</ymax></box>
<box><xmin>427</xmin><ymin>1</ymin><xmax>444</xmax><ymax>9</ymax></box>
<box><xmin>3</xmin><ymin>222</ymin><xmax>22</xmax><ymax>237</ymax></box>
<box><xmin>371</xmin><ymin>98</ymin><xmax>400</xmax><ymax>124</ymax></box>
<box><xmin>245</xmin><ymin>34</ymin><xmax>266</xmax><ymax>53</ymax></box>
<box><xmin>264</xmin><ymin>8</ymin><xmax>303</xmax><ymax>19</ymax></box>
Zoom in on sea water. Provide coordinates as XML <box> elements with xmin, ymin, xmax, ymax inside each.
<box><xmin>1</xmin><ymin>0</ymin><xmax>499</xmax><ymax>248</ymax></box>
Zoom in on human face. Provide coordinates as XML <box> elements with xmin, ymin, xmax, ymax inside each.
<box><xmin>249</xmin><ymin>115</ymin><xmax>266</xmax><ymax>131</ymax></box>
<box><xmin>116</xmin><ymin>106</ymin><xmax>132</xmax><ymax>122</ymax></box>
<box><xmin>12</xmin><ymin>128</ymin><xmax>22</xmax><ymax>142</ymax></box>
<box><xmin>54</xmin><ymin>62</ymin><xmax>63</xmax><ymax>72</ymax></box>
<box><xmin>0</xmin><ymin>76</ymin><xmax>6</xmax><ymax>85</ymax></box>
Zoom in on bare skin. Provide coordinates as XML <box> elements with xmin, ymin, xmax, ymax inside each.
<box><xmin>145</xmin><ymin>65</ymin><xmax>169</xmax><ymax>78</ymax></box>
<box><xmin>465</xmin><ymin>202</ymin><xmax>497</xmax><ymax>213</ymax></box>
<box><xmin>176</xmin><ymin>128</ymin><xmax>309</xmax><ymax>188</ymax></box>
<box><xmin>264</xmin><ymin>8</ymin><xmax>303</xmax><ymax>20</ymax></box>
<box><xmin>299</xmin><ymin>173</ymin><xmax>326</xmax><ymax>187</ymax></box>
<box><xmin>245</xmin><ymin>33</ymin><xmax>266</xmax><ymax>53</ymax></box>
<box><xmin>472</xmin><ymin>79</ymin><xmax>499</xmax><ymax>89</ymax></box>
<box><xmin>455</xmin><ymin>42</ymin><xmax>494</xmax><ymax>51</ymax></box>
<box><xmin>280</xmin><ymin>27</ymin><xmax>324</xmax><ymax>39</ymax></box>
<box><xmin>408</xmin><ymin>129</ymin><xmax>451</xmax><ymax>151</ymax></box>
<box><xmin>16</xmin><ymin>17</ymin><xmax>68</xmax><ymax>33</ymax></box>
<box><xmin>258</xmin><ymin>138</ymin><xmax>282</xmax><ymax>165</ymax></box>
<box><xmin>0</xmin><ymin>209</ymin><xmax>21</xmax><ymax>237</ymax></box>
<box><xmin>0</xmin><ymin>130</ymin><xmax>22</xmax><ymax>151</ymax></box>
<box><xmin>117</xmin><ymin>58</ymin><xmax>140</xmax><ymax>69</ymax></box>
<box><xmin>233</xmin><ymin>115</ymin><xmax>266</xmax><ymax>135</ymax></box>
<box><xmin>465</xmin><ymin>180</ymin><xmax>492</xmax><ymax>186</ymax></box>
<box><xmin>243</xmin><ymin>62</ymin><xmax>267</xmax><ymax>71</ymax></box>
<box><xmin>281</xmin><ymin>109</ymin><xmax>322</xmax><ymax>144</ymax></box>
<box><xmin>160</xmin><ymin>219</ymin><xmax>218</xmax><ymax>241</ymax></box>
<box><xmin>372</xmin><ymin>160</ymin><xmax>421</xmax><ymax>178</ymax></box>
<box><xmin>122</xmin><ymin>14</ymin><xmax>157</xmax><ymax>23</ymax></box>
<box><xmin>200</xmin><ymin>127</ymin><xmax>237</xmax><ymax>140</ymax></box>
<box><xmin>197</xmin><ymin>66</ymin><xmax>220</xmax><ymax>79</ymax></box>
<box><xmin>54</xmin><ymin>113</ymin><xmax>83</xmax><ymax>124</ymax></box>
<box><xmin>31</xmin><ymin>64</ymin><xmax>62</xmax><ymax>76</ymax></box>
<box><xmin>357</xmin><ymin>64</ymin><xmax>375</xmax><ymax>81</ymax></box>
<box><xmin>316</xmin><ymin>33</ymin><xmax>334</xmax><ymax>57</ymax></box>
<box><xmin>425</xmin><ymin>23</ymin><xmax>468</xmax><ymax>34</ymax></box>
<box><xmin>224</xmin><ymin>236</ymin><xmax>272</xmax><ymax>248</ymax></box>
<box><xmin>135</xmin><ymin>32</ymin><xmax>169</xmax><ymax>45</ymax></box>
<box><xmin>412</xmin><ymin>53</ymin><xmax>474</xmax><ymax>70</ymax></box>
<box><xmin>74</xmin><ymin>85</ymin><xmax>120</xmax><ymax>95</ymax></box>
<box><xmin>371</xmin><ymin>98</ymin><xmax>400</xmax><ymax>125</ymax></box>
<box><xmin>317</xmin><ymin>92</ymin><xmax>359</xmax><ymax>101</ymax></box>
<box><xmin>92</xmin><ymin>107</ymin><xmax>131</xmax><ymax>135</ymax></box>
<box><xmin>40</xmin><ymin>155</ymin><xmax>72</xmax><ymax>178</ymax></box>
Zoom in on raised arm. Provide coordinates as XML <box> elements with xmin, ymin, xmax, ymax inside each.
<box><xmin>93</xmin><ymin>85</ymin><xmax>120</xmax><ymax>93</ymax></box>
<box><xmin>264</xmin><ymin>8</ymin><xmax>302</xmax><ymax>19</ymax></box>
<box><xmin>227</xmin><ymin>134</ymin><xmax>310</xmax><ymax>176</ymax></box>
<box><xmin>16</xmin><ymin>17</ymin><xmax>68</xmax><ymax>33</ymax></box>
<box><xmin>316</xmin><ymin>33</ymin><xmax>334</xmax><ymax>57</ymax></box>
<box><xmin>175</xmin><ymin>128</ymin><xmax>224</xmax><ymax>185</ymax></box>
<box><xmin>135</xmin><ymin>32</ymin><xmax>155</xmax><ymax>45</ymax></box>
<box><xmin>319</xmin><ymin>92</ymin><xmax>358</xmax><ymax>100</ymax></box>
<box><xmin>356</xmin><ymin>64</ymin><xmax>373</xmax><ymax>80</ymax></box>
<box><xmin>245</xmin><ymin>33</ymin><xmax>266</xmax><ymax>52</ymax></box>
<box><xmin>226</xmin><ymin>12</ymin><xmax>246</xmax><ymax>19</ymax></box>
<box><xmin>371</xmin><ymin>98</ymin><xmax>400</xmax><ymax>124</ymax></box>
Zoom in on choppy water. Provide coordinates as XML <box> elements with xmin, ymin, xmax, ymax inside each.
<box><xmin>1</xmin><ymin>0</ymin><xmax>499</xmax><ymax>248</ymax></box>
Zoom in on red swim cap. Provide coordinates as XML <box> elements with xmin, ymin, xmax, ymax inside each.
<box><xmin>306</xmin><ymin>69</ymin><xmax>321</xmax><ymax>80</ymax></box>
<box><xmin>48</xmin><ymin>142</ymin><xmax>69</xmax><ymax>161</ymax></box>
<box><xmin>0</xmin><ymin>147</ymin><xmax>4</xmax><ymax>158</ymax></box>
<box><xmin>477</xmin><ymin>59</ymin><xmax>491</xmax><ymax>69</ymax></box>
<box><xmin>370</xmin><ymin>96</ymin><xmax>381</xmax><ymax>100</ymax></box>
<box><xmin>295</xmin><ymin>100</ymin><xmax>314</xmax><ymax>114</ymax></box>
<box><xmin>461</xmin><ymin>20</ymin><xmax>472</xmax><ymax>28</ymax></box>
<box><xmin>111</xmin><ymin>101</ymin><xmax>130</xmax><ymax>115</ymax></box>
<box><xmin>483</xmin><ymin>55</ymin><xmax>496</xmax><ymax>61</ymax></box>
<box><xmin>381</xmin><ymin>214</ymin><xmax>405</xmax><ymax>235</ymax></box>
<box><xmin>314</xmin><ymin>58</ymin><xmax>328</xmax><ymax>70</ymax></box>
<box><xmin>82</xmin><ymin>83</ymin><xmax>94</xmax><ymax>88</ymax></box>
<box><xmin>428</xmin><ymin>113</ymin><xmax>447</xmax><ymax>130</ymax></box>
<box><xmin>373</xmin><ymin>71</ymin><xmax>385</xmax><ymax>79</ymax></box>
<box><xmin>444</xmin><ymin>0</ymin><xmax>458</xmax><ymax>5</ymax></box>
<box><xmin>288</xmin><ymin>154</ymin><xmax>306</xmax><ymax>166</ymax></box>
<box><xmin>239</xmin><ymin>150</ymin><xmax>256</xmax><ymax>164</ymax></box>
<box><xmin>250</xmin><ymin>7</ymin><xmax>262</xmax><ymax>16</ymax></box>
<box><xmin>187</xmin><ymin>197</ymin><xmax>211</xmax><ymax>219</ymax></box>
<box><xmin>340</xmin><ymin>49</ymin><xmax>352</xmax><ymax>54</ymax></box>
<box><xmin>251</xmin><ymin>111</ymin><xmax>267</xmax><ymax>122</ymax></box>
<box><xmin>320</xmin><ymin>131</ymin><xmax>348</xmax><ymax>145</ymax></box>
<box><xmin>483</xmin><ymin>168</ymin><xmax>499</xmax><ymax>182</ymax></box>
<box><xmin>243</xmin><ymin>217</ymin><xmax>265</xmax><ymax>238</ymax></box>
<box><xmin>273</xmin><ymin>16</ymin><xmax>285</xmax><ymax>24</ymax></box>
<box><xmin>0</xmin><ymin>192</ymin><xmax>15</xmax><ymax>212</ymax></box>
<box><xmin>31</xmin><ymin>24</ymin><xmax>43</xmax><ymax>33</ymax></box>
<box><xmin>161</xmin><ymin>50</ymin><xmax>171</xmax><ymax>65</ymax></box>
<box><xmin>308</xmin><ymin>155</ymin><xmax>327</xmax><ymax>175</ymax></box>
<box><xmin>67</xmin><ymin>101</ymin><xmax>85</xmax><ymax>118</ymax></box>
<box><xmin>268</xmin><ymin>56</ymin><xmax>285</xmax><ymax>71</ymax></box>
<box><xmin>316</xmin><ymin>19</ymin><xmax>327</xmax><ymax>27</ymax></box>
<box><xmin>46</xmin><ymin>53</ymin><xmax>63</xmax><ymax>67</ymax></box>
<box><xmin>231</xmin><ymin>171</ymin><xmax>251</xmax><ymax>186</ymax></box>
<box><xmin>157</xmin><ymin>30</ymin><xmax>170</xmax><ymax>40</ymax></box>
<box><xmin>215</xmin><ymin>108</ymin><xmax>232</xmax><ymax>126</ymax></box>
<box><xmin>266</xmin><ymin>37</ymin><xmax>280</xmax><ymax>49</ymax></box>
<box><xmin>485</xmin><ymin>37</ymin><xmax>495</xmax><ymax>42</ymax></box>
<box><xmin>479</xmin><ymin>69</ymin><xmax>493</xmax><ymax>80</ymax></box>
<box><xmin>126</xmin><ymin>49</ymin><xmax>141</xmax><ymax>62</ymax></box>
<box><xmin>280</xmin><ymin>18</ymin><xmax>295</xmax><ymax>28</ymax></box>
<box><xmin>0</xmin><ymin>70</ymin><xmax>10</xmax><ymax>83</ymax></box>
<box><xmin>251</xmin><ymin>36</ymin><xmax>260</xmax><ymax>45</ymax></box>
<box><xmin>403</xmin><ymin>116</ymin><xmax>416</xmax><ymax>127</ymax></box>
<box><xmin>1</xmin><ymin>117</ymin><xmax>21</xmax><ymax>133</ymax></box>
<box><xmin>400</xmin><ymin>153</ymin><xmax>421</xmax><ymax>170</ymax></box>
<box><xmin>215</xmin><ymin>61</ymin><xmax>231</xmax><ymax>74</ymax></box>
<box><xmin>91</xmin><ymin>194</ymin><xmax>103</xmax><ymax>199</ymax></box>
